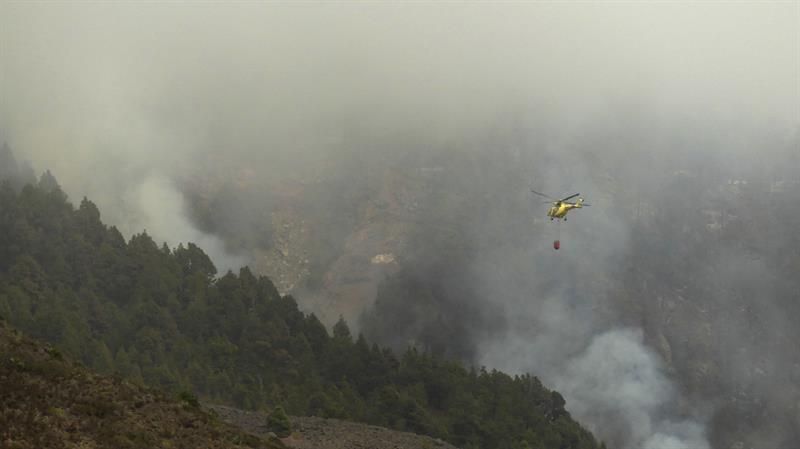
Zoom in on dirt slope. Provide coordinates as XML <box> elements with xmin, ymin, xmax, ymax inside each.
<box><xmin>210</xmin><ymin>405</ymin><xmax>459</xmax><ymax>449</ymax></box>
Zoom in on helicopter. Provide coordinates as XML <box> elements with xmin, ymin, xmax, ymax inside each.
<box><xmin>530</xmin><ymin>190</ymin><xmax>591</xmax><ymax>221</ymax></box>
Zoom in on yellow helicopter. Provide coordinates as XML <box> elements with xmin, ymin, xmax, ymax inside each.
<box><xmin>531</xmin><ymin>190</ymin><xmax>591</xmax><ymax>221</ymax></box>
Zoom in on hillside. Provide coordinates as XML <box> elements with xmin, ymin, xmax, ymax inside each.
<box><xmin>0</xmin><ymin>318</ymin><xmax>281</xmax><ymax>449</ymax></box>
<box><xmin>0</xmin><ymin>153</ymin><xmax>602</xmax><ymax>449</ymax></box>
<box><xmin>211</xmin><ymin>405</ymin><xmax>460</xmax><ymax>449</ymax></box>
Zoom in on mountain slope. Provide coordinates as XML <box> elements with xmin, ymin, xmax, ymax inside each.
<box><xmin>211</xmin><ymin>405</ymin><xmax>460</xmax><ymax>449</ymax></box>
<box><xmin>0</xmin><ymin>318</ymin><xmax>282</xmax><ymax>449</ymax></box>
<box><xmin>0</xmin><ymin>151</ymin><xmax>602</xmax><ymax>449</ymax></box>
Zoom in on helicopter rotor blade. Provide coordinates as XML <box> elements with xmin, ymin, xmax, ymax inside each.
<box><xmin>531</xmin><ymin>189</ymin><xmax>554</xmax><ymax>200</ymax></box>
<box><xmin>560</xmin><ymin>193</ymin><xmax>580</xmax><ymax>202</ymax></box>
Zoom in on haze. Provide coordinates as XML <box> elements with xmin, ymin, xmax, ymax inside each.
<box><xmin>1</xmin><ymin>2</ymin><xmax>798</xmax><ymax>449</ymax></box>
<box><xmin>3</xmin><ymin>1</ymin><xmax>796</xmax><ymax>259</ymax></box>
<box><xmin>2</xmin><ymin>2</ymin><xmax>796</xmax><ymax>175</ymax></box>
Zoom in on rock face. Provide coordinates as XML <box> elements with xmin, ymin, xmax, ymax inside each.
<box><xmin>253</xmin><ymin>208</ymin><xmax>312</xmax><ymax>295</ymax></box>
<box><xmin>210</xmin><ymin>405</ymin><xmax>459</xmax><ymax>449</ymax></box>
<box><xmin>247</xmin><ymin>168</ymin><xmax>420</xmax><ymax>329</ymax></box>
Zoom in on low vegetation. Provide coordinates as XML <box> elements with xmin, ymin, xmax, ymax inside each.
<box><xmin>0</xmin><ymin>318</ymin><xmax>282</xmax><ymax>449</ymax></box>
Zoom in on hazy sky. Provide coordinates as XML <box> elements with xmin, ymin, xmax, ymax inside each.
<box><xmin>2</xmin><ymin>2</ymin><xmax>797</xmax><ymax>183</ymax></box>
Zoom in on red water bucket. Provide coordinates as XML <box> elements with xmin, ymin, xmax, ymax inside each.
<box><xmin>553</xmin><ymin>240</ymin><xmax>560</xmax><ymax>250</ymax></box>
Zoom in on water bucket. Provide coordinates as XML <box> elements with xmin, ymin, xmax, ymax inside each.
<box><xmin>553</xmin><ymin>240</ymin><xmax>560</xmax><ymax>250</ymax></box>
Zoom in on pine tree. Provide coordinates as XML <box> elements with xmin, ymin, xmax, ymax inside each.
<box><xmin>94</xmin><ymin>341</ymin><xmax>115</xmax><ymax>374</ymax></box>
<box><xmin>332</xmin><ymin>315</ymin><xmax>352</xmax><ymax>341</ymax></box>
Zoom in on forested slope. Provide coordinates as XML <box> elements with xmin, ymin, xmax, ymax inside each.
<box><xmin>0</xmin><ymin>160</ymin><xmax>601</xmax><ymax>449</ymax></box>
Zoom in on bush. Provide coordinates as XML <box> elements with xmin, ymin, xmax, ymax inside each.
<box><xmin>266</xmin><ymin>406</ymin><xmax>291</xmax><ymax>438</ymax></box>
<box><xmin>177</xmin><ymin>390</ymin><xmax>199</xmax><ymax>409</ymax></box>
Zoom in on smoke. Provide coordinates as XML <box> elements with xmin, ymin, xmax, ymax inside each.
<box><xmin>1</xmin><ymin>2</ymin><xmax>796</xmax><ymax>262</ymax></box>
<box><xmin>643</xmin><ymin>422</ymin><xmax>710</xmax><ymax>449</ymax></box>
<box><xmin>473</xmin><ymin>162</ymin><xmax>711</xmax><ymax>448</ymax></box>
<box><xmin>465</xmin><ymin>108</ymin><xmax>798</xmax><ymax>448</ymax></box>
<box><xmin>133</xmin><ymin>175</ymin><xmax>246</xmax><ymax>274</ymax></box>
<box><xmin>559</xmin><ymin>329</ymin><xmax>708</xmax><ymax>449</ymax></box>
<box><xmin>477</xmin><ymin>301</ymin><xmax>711</xmax><ymax>448</ymax></box>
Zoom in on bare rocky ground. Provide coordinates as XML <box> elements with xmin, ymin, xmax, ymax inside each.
<box><xmin>209</xmin><ymin>405</ymin><xmax>459</xmax><ymax>449</ymax></box>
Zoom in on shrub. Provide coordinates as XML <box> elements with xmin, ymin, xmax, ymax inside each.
<box><xmin>177</xmin><ymin>390</ymin><xmax>199</xmax><ymax>409</ymax></box>
<box><xmin>266</xmin><ymin>406</ymin><xmax>291</xmax><ymax>438</ymax></box>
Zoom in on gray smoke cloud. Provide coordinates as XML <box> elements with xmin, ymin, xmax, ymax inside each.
<box><xmin>133</xmin><ymin>174</ymin><xmax>247</xmax><ymax>273</ymax></box>
<box><xmin>467</xmin><ymin>136</ymin><xmax>709</xmax><ymax>448</ymax></box>
<box><xmin>1</xmin><ymin>2</ymin><xmax>798</xmax><ymax>448</ymax></box>
<box><xmin>562</xmin><ymin>329</ymin><xmax>702</xmax><ymax>449</ymax></box>
<box><xmin>483</xmin><ymin>328</ymin><xmax>710</xmax><ymax>449</ymax></box>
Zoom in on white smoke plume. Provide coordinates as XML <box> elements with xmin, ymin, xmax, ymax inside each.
<box><xmin>482</xmin><ymin>325</ymin><xmax>709</xmax><ymax>449</ymax></box>
<box><xmin>561</xmin><ymin>329</ymin><xmax>709</xmax><ymax>449</ymax></box>
<box><xmin>473</xmin><ymin>143</ymin><xmax>712</xmax><ymax>448</ymax></box>
<box><xmin>132</xmin><ymin>174</ymin><xmax>246</xmax><ymax>274</ymax></box>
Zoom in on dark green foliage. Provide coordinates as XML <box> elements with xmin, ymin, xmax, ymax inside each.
<box><xmin>178</xmin><ymin>390</ymin><xmax>201</xmax><ymax>409</ymax></box>
<box><xmin>267</xmin><ymin>406</ymin><xmax>292</xmax><ymax>438</ymax></box>
<box><xmin>0</xmin><ymin>169</ymin><xmax>600</xmax><ymax>449</ymax></box>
